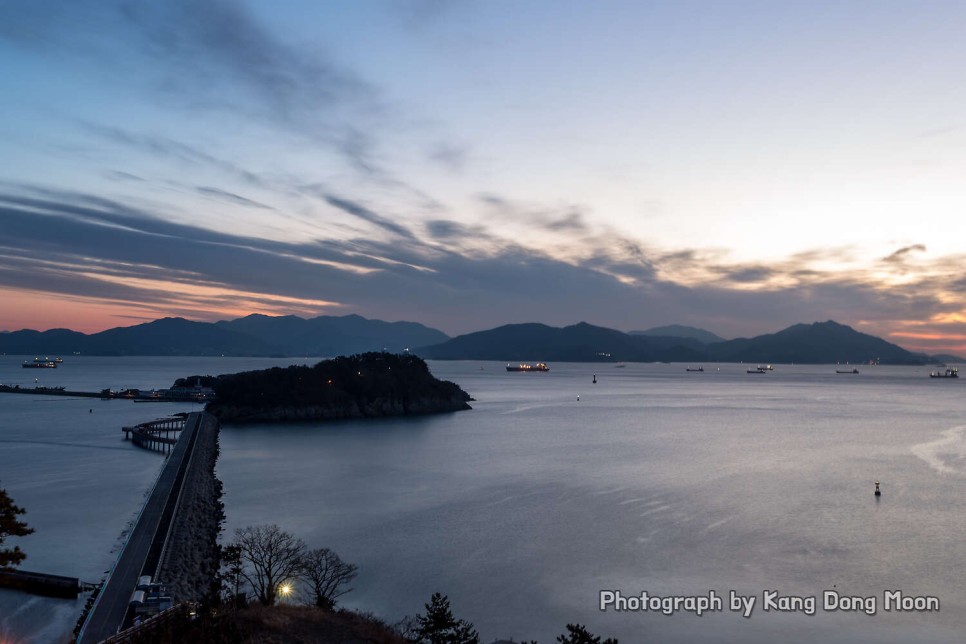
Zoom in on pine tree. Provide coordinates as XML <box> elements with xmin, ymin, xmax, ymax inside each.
<box><xmin>556</xmin><ymin>623</ymin><xmax>619</xmax><ymax>644</ymax></box>
<box><xmin>412</xmin><ymin>592</ymin><xmax>481</xmax><ymax>644</ymax></box>
<box><xmin>0</xmin><ymin>484</ymin><xmax>34</xmax><ymax>568</ymax></box>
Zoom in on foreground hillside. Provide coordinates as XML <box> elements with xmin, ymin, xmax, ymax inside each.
<box><xmin>128</xmin><ymin>604</ymin><xmax>405</xmax><ymax>643</ymax></box>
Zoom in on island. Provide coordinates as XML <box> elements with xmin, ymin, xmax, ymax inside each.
<box><xmin>194</xmin><ymin>352</ymin><xmax>472</xmax><ymax>423</ymax></box>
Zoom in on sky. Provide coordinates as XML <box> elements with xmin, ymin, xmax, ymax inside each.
<box><xmin>1</xmin><ymin>1</ymin><xmax>966</xmax><ymax>354</ymax></box>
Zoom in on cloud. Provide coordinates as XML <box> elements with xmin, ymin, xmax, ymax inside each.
<box><xmin>715</xmin><ymin>266</ymin><xmax>776</xmax><ymax>284</ymax></box>
<box><xmin>82</xmin><ymin>123</ymin><xmax>268</xmax><ymax>187</ymax></box>
<box><xmin>2</xmin><ymin>186</ymin><xmax>964</xmax><ymax>348</ymax></box>
<box><xmin>883</xmin><ymin>244</ymin><xmax>927</xmax><ymax>263</ymax></box>
<box><xmin>2</xmin><ymin>1</ymin><xmax>399</xmax><ymax>180</ymax></box>
<box><xmin>117</xmin><ymin>0</ymin><xmax>375</xmax><ymax>123</ymax></box>
<box><xmin>105</xmin><ymin>170</ymin><xmax>146</xmax><ymax>182</ymax></box>
<box><xmin>476</xmin><ymin>192</ymin><xmax>592</xmax><ymax>233</ymax></box>
<box><xmin>195</xmin><ymin>186</ymin><xmax>272</xmax><ymax>210</ymax></box>
<box><xmin>425</xmin><ymin>220</ymin><xmax>474</xmax><ymax>239</ymax></box>
<box><xmin>317</xmin><ymin>193</ymin><xmax>417</xmax><ymax>240</ymax></box>
<box><xmin>544</xmin><ymin>210</ymin><xmax>588</xmax><ymax>232</ymax></box>
<box><xmin>427</xmin><ymin>142</ymin><xmax>469</xmax><ymax>172</ymax></box>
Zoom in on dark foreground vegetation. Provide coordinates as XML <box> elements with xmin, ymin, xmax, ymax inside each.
<box><xmin>136</xmin><ymin>598</ymin><xmax>618</xmax><ymax>644</ymax></box>
<box><xmin>133</xmin><ymin>523</ymin><xmax>619</xmax><ymax>644</ymax></box>
<box><xmin>0</xmin><ymin>484</ymin><xmax>33</xmax><ymax>568</ymax></box>
<box><xmin>191</xmin><ymin>352</ymin><xmax>472</xmax><ymax>423</ymax></box>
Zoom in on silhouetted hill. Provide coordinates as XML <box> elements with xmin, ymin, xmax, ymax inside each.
<box><xmin>706</xmin><ymin>320</ymin><xmax>924</xmax><ymax>365</ymax></box>
<box><xmin>205</xmin><ymin>352</ymin><xmax>472</xmax><ymax>423</ymax></box>
<box><xmin>0</xmin><ymin>314</ymin><xmax>449</xmax><ymax>357</ymax></box>
<box><xmin>417</xmin><ymin>322</ymin><xmax>705</xmax><ymax>362</ymax></box>
<box><xmin>931</xmin><ymin>353</ymin><xmax>965</xmax><ymax>364</ymax></box>
<box><xmin>0</xmin><ymin>328</ymin><xmax>88</xmax><ymax>355</ymax></box>
<box><xmin>630</xmin><ymin>324</ymin><xmax>725</xmax><ymax>344</ymax></box>
<box><xmin>86</xmin><ymin>317</ymin><xmax>274</xmax><ymax>356</ymax></box>
<box><xmin>418</xmin><ymin>320</ymin><xmax>927</xmax><ymax>365</ymax></box>
<box><xmin>215</xmin><ymin>313</ymin><xmax>449</xmax><ymax>356</ymax></box>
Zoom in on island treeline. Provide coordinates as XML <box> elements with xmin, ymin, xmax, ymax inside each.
<box><xmin>197</xmin><ymin>352</ymin><xmax>472</xmax><ymax>423</ymax></box>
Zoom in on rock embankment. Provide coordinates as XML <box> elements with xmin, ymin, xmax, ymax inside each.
<box><xmin>156</xmin><ymin>413</ymin><xmax>224</xmax><ymax>601</ymax></box>
<box><xmin>201</xmin><ymin>352</ymin><xmax>472</xmax><ymax>424</ymax></box>
<box><xmin>209</xmin><ymin>394</ymin><xmax>470</xmax><ymax>423</ymax></box>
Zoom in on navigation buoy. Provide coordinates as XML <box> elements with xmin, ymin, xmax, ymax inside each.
<box><xmin>577</xmin><ymin>395</ymin><xmax>580</xmax><ymax>401</ymax></box>
<box><xmin>593</xmin><ymin>374</ymin><xmax>597</xmax><ymax>384</ymax></box>
<box><xmin>874</xmin><ymin>480</ymin><xmax>881</xmax><ymax>496</ymax></box>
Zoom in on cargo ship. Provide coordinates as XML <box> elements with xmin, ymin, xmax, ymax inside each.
<box><xmin>23</xmin><ymin>360</ymin><xmax>57</xmax><ymax>369</ymax></box>
<box><xmin>506</xmin><ymin>362</ymin><xmax>550</xmax><ymax>372</ymax></box>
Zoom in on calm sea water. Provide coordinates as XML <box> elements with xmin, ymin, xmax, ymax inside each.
<box><xmin>1</xmin><ymin>357</ymin><xmax>964</xmax><ymax>643</ymax></box>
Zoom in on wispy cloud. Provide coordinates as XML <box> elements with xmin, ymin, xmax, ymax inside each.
<box><xmin>427</xmin><ymin>142</ymin><xmax>470</xmax><ymax>173</ymax></box>
<box><xmin>317</xmin><ymin>193</ymin><xmax>417</xmax><ymax>241</ymax></box>
<box><xmin>195</xmin><ymin>186</ymin><xmax>272</xmax><ymax>210</ymax></box>
<box><xmin>82</xmin><ymin>123</ymin><xmax>268</xmax><ymax>187</ymax></box>
<box><xmin>116</xmin><ymin>0</ymin><xmax>378</xmax><ymax>129</ymax></box>
<box><xmin>883</xmin><ymin>244</ymin><xmax>927</xmax><ymax>263</ymax></box>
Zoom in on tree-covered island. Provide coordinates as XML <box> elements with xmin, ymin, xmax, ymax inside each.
<box><xmin>191</xmin><ymin>352</ymin><xmax>472</xmax><ymax>423</ymax></box>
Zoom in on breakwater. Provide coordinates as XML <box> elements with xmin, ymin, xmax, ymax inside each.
<box><xmin>0</xmin><ymin>384</ymin><xmax>210</xmax><ymax>402</ymax></box>
<box><xmin>77</xmin><ymin>412</ymin><xmax>222</xmax><ymax>643</ymax></box>
<box><xmin>156</xmin><ymin>412</ymin><xmax>224</xmax><ymax>601</ymax></box>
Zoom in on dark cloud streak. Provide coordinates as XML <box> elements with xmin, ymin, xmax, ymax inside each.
<box><xmin>195</xmin><ymin>186</ymin><xmax>272</xmax><ymax>210</ymax></box>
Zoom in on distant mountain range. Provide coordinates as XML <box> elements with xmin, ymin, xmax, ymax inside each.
<box><xmin>0</xmin><ymin>315</ymin><xmax>958</xmax><ymax>365</ymax></box>
<box><xmin>418</xmin><ymin>320</ymin><xmax>948</xmax><ymax>365</ymax></box>
<box><xmin>417</xmin><ymin>322</ymin><xmax>707</xmax><ymax>363</ymax></box>
<box><xmin>629</xmin><ymin>324</ymin><xmax>726</xmax><ymax>344</ymax></box>
<box><xmin>0</xmin><ymin>314</ymin><xmax>449</xmax><ymax>357</ymax></box>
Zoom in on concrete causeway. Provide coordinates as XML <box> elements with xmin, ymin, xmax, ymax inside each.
<box><xmin>77</xmin><ymin>412</ymin><xmax>206</xmax><ymax>644</ymax></box>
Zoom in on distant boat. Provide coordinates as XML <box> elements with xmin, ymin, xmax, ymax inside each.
<box><xmin>747</xmin><ymin>366</ymin><xmax>767</xmax><ymax>374</ymax></box>
<box><xmin>33</xmin><ymin>356</ymin><xmax>63</xmax><ymax>364</ymax></box>
<box><xmin>686</xmin><ymin>367</ymin><xmax>704</xmax><ymax>372</ymax></box>
<box><xmin>758</xmin><ymin>364</ymin><xmax>773</xmax><ymax>371</ymax></box>
<box><xmin>930</xmin><ymin>368</ymin><xmax>959</xmax><ymax>379</ymax></box>
<box><xmin>506</xmin><ymin>363</ymin><xmax>550</xmax><ymax>372</ymax></box>
<box><xmin>836</xmin><ymin>368</ymin><xmax>860</xmax><ymax>374</ymax></box>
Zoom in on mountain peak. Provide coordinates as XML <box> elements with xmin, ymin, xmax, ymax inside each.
<box><xmin>630</xmin><ymin>324</ymin><xmax>725</xmax><ymax>344</ymax></box>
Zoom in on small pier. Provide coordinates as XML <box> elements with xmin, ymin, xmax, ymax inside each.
<box><xmin>0</xmin><ymin>568</ymin><xmax>94</xmax><ymax>599</ymax></box>
<box><xmin>122</xmin><ymin>417</ymin><xmax>187</xmax><ymax>455</ymax></box>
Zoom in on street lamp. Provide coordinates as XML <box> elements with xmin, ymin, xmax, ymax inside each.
<box><xmin>278</xmin><ymin>582</ymin><xmax>293</xmax><ymax>602</ymax></box>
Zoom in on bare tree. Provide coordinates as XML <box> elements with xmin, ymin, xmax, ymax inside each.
<box><xmin>300</xmin><ymin>547</ymin><xmax>358</xmax><ymax>609</ymax></box>
<box><xmin>232</xmin><ymin>524</ymin><xmax>305</xmax><ymax>606</ymax></box>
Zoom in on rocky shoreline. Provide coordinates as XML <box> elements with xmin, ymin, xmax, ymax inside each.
<box><xmin>156</xmin><ymin>413</ymin><xmax>224</xmax><ymax>601</ymax></box>
<box><xmin>208</xmin><ymin>393</ymin><xmax>471</xmax><ymax>423</ymax></box>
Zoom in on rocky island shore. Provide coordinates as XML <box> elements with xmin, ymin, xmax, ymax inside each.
<box><xmin>195</xmin><ymin>352</ymin><xmax>472</xmax><ymax>424</ymax></box>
